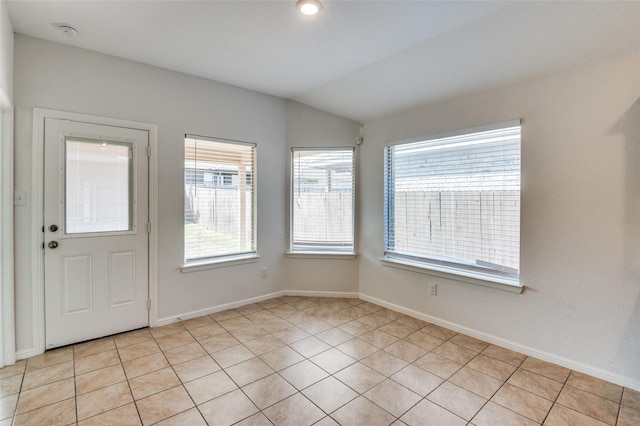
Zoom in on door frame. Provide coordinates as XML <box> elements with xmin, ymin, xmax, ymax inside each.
<box><xmin>1</xmin><ymin>90</ymin><xmax>15</xmax><ymax>367</ymax></box>
<box><xmin>29</xmin><ymin>108</ymin><xmax>159</xmax><ymax>357</ymax></box>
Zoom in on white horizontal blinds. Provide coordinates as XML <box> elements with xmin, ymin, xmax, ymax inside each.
<box><xmin>384</xmin><ymin>124</ymin><xmax>521</xmax><ymax>276</ymax></box>
<box><xmin>184</xmin><ymin>135</ymin><xmax>256</xmax><ymax>262</ymax></box>
<box><xmin>291</xmin><ymin>148</ymin><xmax>354</xmax><ymax>252</ymax></box>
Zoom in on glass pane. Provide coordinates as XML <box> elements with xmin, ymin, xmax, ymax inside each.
<box><xmin>384</xmin><ymin>125</ymin><xmax>520</xmax><ymax>274</ymax></box>
<box><xmin>66</xmin><ymin>138</ymin><xmax>132</xmax><ymax>234</ymax></box>
<box><xmin>184</xmin><ymin>136</ymin><xmax>256</xmax><ymax>261</ymax></box>
<box><xmin>291</xmin><ymin>149</ymin><xmax>354</xmax><ymax>252</ymax></box>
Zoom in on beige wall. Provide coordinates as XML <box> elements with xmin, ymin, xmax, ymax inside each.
<box><xmin>12</xmin><ymin>35</ymin><xmax>360</xmax><ymax>357</ymax></box>
<box><xmin>0</xmin><ymin>0</ymin><xmax>12</xmax><ymax>103</ymax></box>
<box><xmin>284</xmin><ymin>100</ymin><xmax>360</xmax><ymax>294</ymax></box>
<box><xmin>10</xmin><ymin>32</ymin><xmax>640</xmax><ymax>390</ymax></box>
<box><xmin>358</xmin><ymin>52</ymin><xmax>640</xmax><ymax>387</ymax></box>
<box><xmin>0</xmin><ymin>0</ymin><xmax>14</xmax><ymax>367</ymax></box>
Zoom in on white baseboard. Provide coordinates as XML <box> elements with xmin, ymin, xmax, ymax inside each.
<box><xmin>283</xmin><ymin>290</ymin><xmax>359</xmax><ymax>298</ymax></box>
<box><xmin>359</xmin><ymin>293</ymin><xmax>640</xmax><ymax>392</ymax></box>
<box><xmin>155</xmin><ymin>290</ymin><xmax>358</xmax><ymax>327</ymax></box>
<box><xmin>16</xmin><ymin>347</ymin><xmax>39</xmax><ymax>361</ymax></box>
<box><xmin>22</xmin><ymin>287</ymin><xmax>636</xmax><ymax>391</ymax></box>
<box><xmin>155</xmin><ymin>291</ymin><xmax>284</xmax><ymax>327</ymax></box>
<box><xmin>18</xmin><ymin>291</ymin><xmax>360</xmax><ymax>359</ymax></box>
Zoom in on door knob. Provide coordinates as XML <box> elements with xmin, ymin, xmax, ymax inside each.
<box><xmin>48</xmin><ymin>241</ymin><xmax>59</xmax><ymax>249</ymax></box>
<box><xmin>49</xmin><ymin>224</ymin><xmax>59</xmax><ymax>232</ymax></box>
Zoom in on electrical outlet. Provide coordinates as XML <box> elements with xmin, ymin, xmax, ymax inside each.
<box><xmin>429</xmin><ymin>283</ymin><xmax>437</xmax><ymax>296</ymax></box>
<box><xmin>261</xmin><ymin>267</ymin><xmax>268</xmax><ymax>278</ymax></box>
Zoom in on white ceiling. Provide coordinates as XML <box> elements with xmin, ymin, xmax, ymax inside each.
<box><xmin>6</xmin><ymin>1</ymin><xmax>640</xmax><ymax>122</ymax></box>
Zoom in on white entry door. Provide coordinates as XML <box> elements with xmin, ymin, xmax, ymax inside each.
<box><xmin>44</xmin><ymin>118</ymin><xmax>149</xmax><ymax>349</ymax></box>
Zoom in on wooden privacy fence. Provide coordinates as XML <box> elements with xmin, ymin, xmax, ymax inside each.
<box><xmin>392</xmin><ymin>190</ymin><xmax>519</xmax><ymax>269</ymax></box>
<box><xmin>186</xmin><ymin>187</ymin><xmax>519</xmax><ymax>269</ymax></box>
<box><xmin>293</xmin><ymin>192</ymin><xmax>353</xmax><ymax>244</ymax></box>
<box><xmin>186</xmin><ymin>187</ymin><xmax>252</xmax><ymax>253</ymax></box>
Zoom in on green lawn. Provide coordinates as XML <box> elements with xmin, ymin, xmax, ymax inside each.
<box><xmin>184</xmin><ymin>223</ymin><xmax>250</xmax><ymax>259</ymax></box>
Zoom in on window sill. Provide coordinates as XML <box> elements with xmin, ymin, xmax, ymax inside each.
<box><xmin>380</xmin><ymin>256</ymin><xmax>523</xmax><ymax>294</ymax></box>
<box><xmin>287</xmin><ymin>251</ymin><xmax>357</xmax><ymax>260</ymax></box>
<box><xmin>181</xmin><ymin>254</ymin><xmax>260</xmax><ymax>273</ymax></box>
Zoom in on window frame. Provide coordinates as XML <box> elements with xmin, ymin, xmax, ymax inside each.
<box><xmin>289</xmin><ymin>146</ymin><xmax>356</xmax><ymax>257</ymax></box>
<box><xmin>63</xmin><ymin>136</ymin><xmax>135</xmax><ymax>237</ymax></box>
<box><xmin>382</xmin><ymin>121</ymin><xmax>522</xmax><ymax>291</ymax></box>
<box><xmin>182</xmin><ymin>134</ymin><xmax>258</xmax><ymax>270</ymax></box>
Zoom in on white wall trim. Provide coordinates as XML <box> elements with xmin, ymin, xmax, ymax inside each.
<box><xmin>359</xmin><ymin>292</ymin><xmax>640</xmax><ymax>391</ymax></box>
<box><xmin>286</xmin><ymin>252</ymin><xmax>357</xmax><ymax>260</ymax></box>
<box><xmin>155</xmin><ymin>291</ymin><xmax>285</xmax><ymax>327</ymax></box>
<box><xmin>15</xmin><ymin>348</ymin><xmax>39</xmax><ymax>361</ymax></box>
<box><xmin>0</xmin><ymin>94</ymin><xmax>15</xmax><ymax>367</ymax></box>
<box><xmin>155</xmin><ymin>290</ymin><xmax>359</xmax><ymax>327</ymax></box>
<box><xmin>28</xmin><ymin>108</ymin><xmax>159</xmax><ymax>355</ymax></box>
<box><xmin>283</xmin><ymin>290</ymin><xmax>359</xmax><ymax>298</ymax></box>
<box><xmin>380</xmin><ymin>256</ymin><xmax>522</xmax><ymax>293</ymax></box>
<box><xmin>147</xmin><ymin>123</ymin><xmax>159</xmax><ymax>327</ymax></box>
<box><xmin>28</xmin><ymin>108</ymin><xmax>45</xmax><ymax>358</ymax></box>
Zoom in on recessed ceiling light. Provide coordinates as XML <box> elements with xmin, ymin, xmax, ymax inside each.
<box><xmin>296</xmin><ymin>0</ymin><xmax>323</xmax><ymax>16</ymax></box>
<box><xmin>53</xmin><ymin>23</ymin><xmax>78</xmax><ymax>37</ymax></box>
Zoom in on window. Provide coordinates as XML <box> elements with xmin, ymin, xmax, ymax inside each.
<box><xmin>184</xmin><ymin>135</ymin><xmax>256</xmax><ymax>263</ymax></box>
<box><xmin>65</xmin><ymin>138</ymin><xmax>133</xmax><ymax>234</ymax></box>
<box><xmin>291</xmin><ymin>148</ymin><xmax>355</xmax><ymax>253</ymax></box>
<box><xmin>384</xmin><ymin>122</ymin><xmax>521</xmax><ymax>284</ymax></box>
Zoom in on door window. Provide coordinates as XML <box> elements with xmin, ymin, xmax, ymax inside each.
<box><xmin>65</xmin><ymin>138</ymin><xmax>133</xmax><ymax>234</ymax></box>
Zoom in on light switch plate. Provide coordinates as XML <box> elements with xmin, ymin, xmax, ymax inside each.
<box><xmin>14</xmin><ymin>190</ymin><xmax>27</xmax><ymax>206</ymax></box>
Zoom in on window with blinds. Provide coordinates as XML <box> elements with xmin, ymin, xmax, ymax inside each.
<box><xmin>384</xmin><ymin>122</ymin><xmax>521</xmax><ymax>282</ymax></box>
<box><xmin>184</xmin><ymin>135</ymin><xmax>256</xmax><ymax>263</ymax></box>
<box><xmin>291</xmin><ymin>148</ymin><xmax>355</xmax><ymax>253</ymax></box>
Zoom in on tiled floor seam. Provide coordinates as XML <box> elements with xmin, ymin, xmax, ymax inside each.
<box><xmin>3</xmin><ymin>297</ymin><xmax>636</xmax><ymax>426</ymax></box>
<box><xmin>120</xmin><ymin>339</ymin><xmax>152</xmax><ymax>426</ymax></box>
<box><xmin>73</xmin><ymin>352</ymin><xmax>79</xmax><ymax>426</ymax></box>
<box><xmin>114</xmin><ymin>337</ymin><xmax>134</xmax><ymax>424</ymax></box>
<box><xmin>614</xmin><ymin>401</ymin><xmax>623</xmax><ymax>426</ymax></box>
<box><xmin>477</xmin><ymin>351</ymin><xmax>527</xmax><ymax>423</ymax></box>
<box><xmin>147</xmin><ymin>330</ymin><xmax>198</xmax><ymax>426</ymax></box>
<box><xmin>537</xmin><ymin>367</ymin><xmax>575</xmax><ymax>426</ymax></box>
<box><xmin>186</xmin><ymin>313</ymin><xmax>279</xmax><ymax>425</ymax></box>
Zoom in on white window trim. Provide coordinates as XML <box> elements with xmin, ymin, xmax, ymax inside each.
<box><xmin>383</xmin><ymin>119</ymin><xmax>522</xmax><ymax>291</ymax></box>
<box><xmin>384</xmin><ymin>120</ymin><xmax>522</xmax><ymax>149</ymax></box>
<box><xmin>286</xmin><ymin>251</ymin><xmax>356</xmax><ymax>260</ymax></box>
<box><xmin>181</xmin><ymin>253</ymin><xmax>260</xmax><ymax>273</ymax></box>
<box><xmin>380</xmin><ymin>256</ymin><xmax>523</xmax><ymax>293</ymax></box>
<box><xmin>289</xmin><ymin>146</ymin><xmax>356</xmax><ymax>255</ymax></box>
<box><xmin>184</xmin><ymin>135</ymin><xmax>258</xmax><ymax>265</ymax></box>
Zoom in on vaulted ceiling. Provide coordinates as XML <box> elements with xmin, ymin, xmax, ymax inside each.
<box><xmin>6</xmin><ymin>1</ymin><xmax>640</xmax><ymax>122</ymax></box>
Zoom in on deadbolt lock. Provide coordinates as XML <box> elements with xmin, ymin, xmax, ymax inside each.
<box><xmin>49</xmin><ymin>224</ymin><xmax>59</xmax><ymax>232</ymax></box>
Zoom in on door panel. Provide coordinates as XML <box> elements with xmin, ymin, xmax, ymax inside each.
<box><xmin>108</xmin><ymin>250</ymin><xmax>136</xmax><ymax>307</ymax></box>
<box><xmin>61</xmin><ymin>254</ymin><xmax>92</xmax><ymax>315</ymax></box>
<box><xmin>44</xmin><ymin>118</ymin><xmax>149</xmax><ymax>349</ymax></box>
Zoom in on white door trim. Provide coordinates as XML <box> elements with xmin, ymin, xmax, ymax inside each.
<box><xmin>24</xmin><ymin>108</ymin><xmax>159</xmax><ymax>359</ymax></box>
<box><xmin>0</xmin><ymin>90</ymin><xmax>15</xmax><ymax>367</ymax></box>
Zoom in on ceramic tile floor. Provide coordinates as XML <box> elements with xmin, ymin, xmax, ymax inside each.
<box><xmin>1</xmin><ymin>296</ymin><xmax>639</xmax><ymax>426</ymax></box>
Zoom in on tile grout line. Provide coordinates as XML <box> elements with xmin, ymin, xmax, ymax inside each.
<box><xmin>539</xmin><ymin>368</ymin><xmax>572</xmax><ymax>426</ymax></box>
<box><xmin>115</xmin><ymin>334</ymin><xmax>145</xmax><ymax>426</ymax></box>
<box><xmin>73</xmin><ymin>349</ymin><xmax>78</xmax><ymax>426</ymax></box>
<box><xmin>150</xmin><ymin>321</ymin><xmax>205</xmax><ymax>425</ymax></box>
<box><xmin>10</xmin><ymin>361</ymin><xmax>26</xmax><ymax>426</ymax></box>
<box><xmin>174</xmin><ymin>316</ymin><xmax>215</xmax><ymax>425</ymax></box>
<box><xmin>467</xmin><ymin>349</ymin><xmax>529</xmax><ymax>425</ymax></box>
<box><xmin>4</xmin><ymin>296</ymin><xmax>634</xmax><ymax>426</ymax></box>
